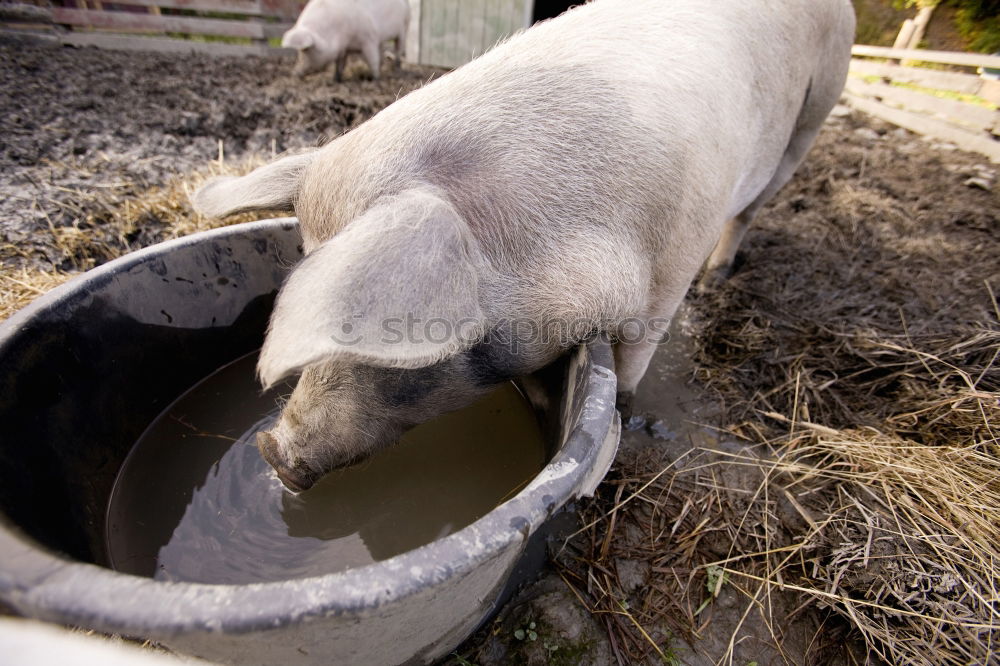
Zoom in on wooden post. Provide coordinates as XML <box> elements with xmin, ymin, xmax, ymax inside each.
<box><xmin>907</xmin><ymin>5</ymin><xmax>935</xmax><ymax>50</ymax></box>
<box><xmin>249</xmin><ymin>14</ymin><xmax>266</xmax><ymax>48</ymax></box>
<box><xmin>890</xmin><ymin>18</ymin><xmax>915</xmax><ymax>66</ymax></box>
<box><xmin>406</xmin><ymin>0</ymin><xmax>419</xmax><ymax>63</ymax></box>
<box><xmin>902</xmin><ymin>5</ymin><xmax>936</xmax><ymax>67</ymax></box>
<box><xmin>892</xmin><ymin>19</ymin><xmax>915</xmax><ymax>51</ymax></box>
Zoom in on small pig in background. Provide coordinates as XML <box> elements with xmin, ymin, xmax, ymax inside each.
<box><xmin>194</xmin><ymin>0</ymin><xmax>855</xmax><ymax>493</ymax></box>
<box><xmin>281</xmin><ymin>0</ymin><xmax>409</xmax><ymax>81</ymax></box>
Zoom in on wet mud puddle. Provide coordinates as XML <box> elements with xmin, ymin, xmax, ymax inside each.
<box><xmin>106</xmin><ymin>351</ymin><xmax>547</xmax><ymax>584</ymax></box>
<box><xmin>624</xmin><ymin>303</ymin><xmax>725</xmax><ymax>452</ymax></box>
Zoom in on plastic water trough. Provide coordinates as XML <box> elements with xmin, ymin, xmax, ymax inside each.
<box><xmin>0</xmin><ymin>218</ymin><xmax>620</xmax><ymax>665</ymax></box>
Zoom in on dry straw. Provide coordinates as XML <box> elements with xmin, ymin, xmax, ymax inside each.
<box><xmin>559</xmin><ymin>270</ymin><xmax>998</xmax><ymax>664</ymax></box>
<box><xmin>561</xmin><ymin>389</ymin><xmax>998</xmax><ymax>664</ymax></box>
<box><xmin>559</xmin><ymin>114</ymin><xmax>999</xmax><ymax>664</ymax></box>
<box><xmin>0</xmin><ymin>153</ymin><xmax>272</xmax><ymax>322</ymax></box>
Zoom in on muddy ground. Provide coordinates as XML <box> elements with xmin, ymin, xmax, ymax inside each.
<box><xmin>2</xmin><ymin>32</ymin><xmax>998</xmax><ymax>666</ymax></box>
<box><xmin>0</xmin><ymin>34</ymin><xmax>443</xmax><ymax>270</ymax></box>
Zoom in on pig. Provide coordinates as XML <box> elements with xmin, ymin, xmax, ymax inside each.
<box><xmin>281</xmin><ymin>0</ymin><xmax>409</xmax><ymax>81</ymax></box>
<box><xmin>193</xmin><ymin>0</ymin><xmax>855</xmax><ymax>492</ymax></box>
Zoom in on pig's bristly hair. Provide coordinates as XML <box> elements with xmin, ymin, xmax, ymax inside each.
<box><xmin>257</xmin><ymin>187</ymin><xmax>490</xmax><ymax>388</ymax></box>
<box><xmin>190</xmin><ymin>149</ymin><xmax>317</xmax><ymax>218</ymax></box>
<box><xmin>190</xmin><ymin>0</ymin><xmax>853</xmax><ymax>396</ymax></box>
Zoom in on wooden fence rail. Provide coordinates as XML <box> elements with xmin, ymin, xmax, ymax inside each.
<box><xmin>3</xmin><ymin>8</ymin><xmax>1000</xmax><ymax>160</ymax></box>
<box><xmin>0</xmin><ymin>0</ymin><xmax>303</xmax><ymax>55</ymax></box>
<box><xmin>51</xmin><ymin>7</ymin><xmax>289</xmax><ymax>40</ymax></box>
<box><xmin>851</xmin><ymin>44</ymin><xmax>1000</xmax><ymax>70</ymax></box>
<box><xmin>847</xmin><ymin>45</ymin><xmax>1000</xmax><ymax>163</ymax></box>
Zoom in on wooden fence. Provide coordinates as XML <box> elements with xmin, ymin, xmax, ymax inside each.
<box><xmin>5</xmin><ymin>2</ymin><xmax>1000</xmax><ymax>161</ymax></box>
<box><xmin>415</xmin><ymin>0</ymin><xmax>531</xmax><ymax>69</ymax></box>
<box><xmin>0</xmin><ymin>0</ymin><xmax>537</xmax><ymax>63</ymax></box>
<box><xmin>1</xmin><ymin>0</ymin><xmax>303</xmax><ymax>55</ymax></box>
<box><xmin>847</xmin><ymin>45</ymin><xmax>1000</xmax><ymax>163</ymax></box>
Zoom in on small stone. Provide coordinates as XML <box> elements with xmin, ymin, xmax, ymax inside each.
<box><xmin>964</xmin><ymin>177</ymin><xmax>993</xmax><ymax>190</ymax></box>
<box><xmin>853</xmin><ymin>127</ymin><xmax>881</xmax><ymax>142</ymax></box>
<box><xmin>646</xmin><ymin>419</ymin><xmax>674</xmax><ymax>441</ymax></box>
<box><xmin>623</xmin><ymin>414</ymin><xmax>647</xmax><ymax>432</ymax></box>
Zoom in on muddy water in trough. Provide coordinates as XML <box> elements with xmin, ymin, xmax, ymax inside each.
<box><xmin>106</xmin><ymin>352</ymin><xmax>547</xmax><ymax>585</ymax></box>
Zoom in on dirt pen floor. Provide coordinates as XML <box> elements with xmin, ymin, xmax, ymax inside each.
<box><xmin>2</xmin><ymin>35</ymin><xmax>999</xmax><ymax>666</ymax></box>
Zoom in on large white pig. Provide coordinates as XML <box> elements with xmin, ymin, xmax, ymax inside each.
<box><xmin>281</xmin><ymin>0</ymin><xmax>409</xmax><ymax>81</ymax></box>
<box><xmin>194</xmin><ymin>0</ymin><xmax>855</xmax><ymax>492</ymax></box>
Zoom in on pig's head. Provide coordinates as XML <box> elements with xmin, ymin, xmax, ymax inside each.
<box><xmin>281</xmin><ymin>27</ymin><xmax>329</xmax><ymax>78</ymax></box>
<box><xmin>256</xmin><ymin>350</ymin><xmax>503</xmax><ymax>492</ymax></box>
<box><xmin>192</xmin><ymin>155</ymin><xmax>525</xmax><ymax>492</ymax></box>
<box><xmin>253</xmin><ymin>188</ymin><xmax>506</xmax><ymax>491</ymax></box>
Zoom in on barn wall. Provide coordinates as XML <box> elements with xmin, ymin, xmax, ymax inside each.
<box><xmin>406</xmin><ymin>0</ymin><xmax>421</xmax><ymax>63</ymax></box>
<box><xmin>416</xmin><ymin>0</ymin><xmax>532</xmax><ymax>68</ymax></box>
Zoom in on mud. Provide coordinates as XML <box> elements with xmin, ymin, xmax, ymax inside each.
<box><xmin>0</xmin><ymin>35</ymin><xmax>443</xmax><ymax>269</ymax></box>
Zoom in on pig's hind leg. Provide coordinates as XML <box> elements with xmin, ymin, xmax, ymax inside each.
<box><xmin>334</xmin><ymin>53</ymin><xmax>347</xmax><ymax>82</ymax></box>
<box><xmin>361</xmin><ymin>40</ymin><xmax>381</xmax><ymax>79</ymax></box>
<box><xmin>698</xmin><ymin>69</ymin><xmax>844</xmax><ymax>292</ymax></box>
<box><xmin>393</xmin><ymin>32</ymin><xmax>405</xmax><ymax>72</ymax></box>
<box><xmin>697</xmin><ymin>124</ymin><xmax>820</xmax><ymax>292</ymax></box>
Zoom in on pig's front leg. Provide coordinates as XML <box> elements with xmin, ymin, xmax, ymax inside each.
<box><xmin>612</xmin><ymin>290</ymin><xmax>686</xmax><ymax>429</ymax></box>
<box><xmin>292</xmin><ymin>50</ymin><xmax>310</xmax><ymax>79</ymax></box>
<box><xmin>613</xmin><ymin>338</ymin><xmax>659</xmax><ymax>430</ymax></box>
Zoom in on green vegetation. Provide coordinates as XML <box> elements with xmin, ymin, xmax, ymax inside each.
<box><xmin>853</xmin><ymin>0</ymin><xmax>911</xmax><ymax>45</ymax></box>
<box><xmin>896</xmin><ymin>0</ymin><xmax>1000</xmax><ymax>53</ymax></box>
<box><xmin>164</xmin><ymin>32</ymin><xmax>255</xmax><ymax>45</ymax></box>
<box><xmin>896</xmin><ymin>79</ymin><xmax>999</xmax><ymax>106</ymax></box>
<box><xmin>954</xmin><ymin>0</ymin><xmax>1000</xmax><ymax>52</ymax></box>
<box><xmin>448</xmin><ymin>652</ymin><xmax>477</xmax><ymax>666</ymax></box>
<box><xmin>693</xmin><ymin>564</ymin><xmax>728</xmax><ymax>616</ymax></box>
<box><xmin>855</xmin><ymin>0</ymin><xmax>1000</xmax><ymax>52</ymax></box>
<box><xmin>853</xmin><ymin>71</ymin><xmax>1000</xmax><ymax>108</ymax></box>
<box><xmin>512</xmin><ymin>621</ymin><xmax>537</xmax><ymax>642</ymax></box>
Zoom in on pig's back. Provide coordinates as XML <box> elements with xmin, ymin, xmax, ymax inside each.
<box><xmin>295</xmin><ymin>0</ymin><xmax>363</xmax><ymax>35</ymax></box>
<box><xmin>302</xmin><ymin>0</ymin><xmax>853</xmax><ymax>321</ymax></box>
<box><xmin>364</xmin><ymin>0</ymin><xmax>408</xmax><ymax>41</ymax></box>
<box><xmin>363</xmin><ymin>0</ymin><xmax>850</xmax><ymax>238</ymax></box>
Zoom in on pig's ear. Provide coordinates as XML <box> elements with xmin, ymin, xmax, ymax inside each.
<box><xmin>258</xmin><ymin>189</ymin><xmax>491</xmax><ymax>387</ymax></box>
<box><xmin>281</xmin><ymin>28</ymin><xmax>313</xmax><ymax>49</ymax></box>
<box><xmin>191</xmin><ymin>150</ymin><xmax>317</xmax><ymax>218</ymax></box>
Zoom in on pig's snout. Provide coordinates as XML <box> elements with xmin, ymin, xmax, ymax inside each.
<box><xmin>290</xmin><ymin>52</ymin><xmax>311</xmax><ymax>79</ymax></box>
<box><xmin>257</xmin><ymin>430</ymin><xmax>316</xmax><ymax>493</ymax></box>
